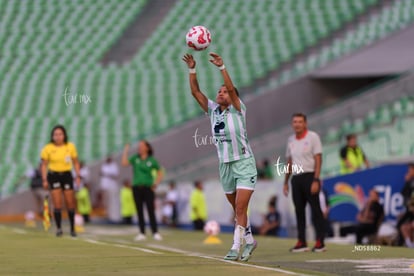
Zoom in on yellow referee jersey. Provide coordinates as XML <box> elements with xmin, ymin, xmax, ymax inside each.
<box><xmin>40</xmin><ymin>142</ymin><xmax>78</xmax><ymax>172</ymax></box>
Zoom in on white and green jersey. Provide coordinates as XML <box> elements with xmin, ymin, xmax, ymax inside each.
<box><xmin>207</xmin><ymin>99</ymin><xmax>253</xmax><ymax>163</ymax></box>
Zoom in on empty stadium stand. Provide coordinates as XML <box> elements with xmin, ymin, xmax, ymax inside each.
<box><xmin>1</xmin><ymin>0</ymin><xmax>414</xmax><ymax>197</ymax></box>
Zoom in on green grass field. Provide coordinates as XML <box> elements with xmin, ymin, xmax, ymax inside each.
<box><xmin>1</xmin><ymin>223</ymin><xmax>413</xmax><ymax>275</ymax></box>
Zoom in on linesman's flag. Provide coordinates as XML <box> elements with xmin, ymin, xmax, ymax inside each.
<box><xmin>43</xmin><ymin>195</ymin><xmax>51</xmax><ymax>231</ymax></box>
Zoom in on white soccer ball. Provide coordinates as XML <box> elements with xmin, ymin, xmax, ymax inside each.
<box><xmin>25</xmin><ymin>211</ymin><xmax>36</xmax><ymax>221</ymax></box>
<box><xmin>186</xmin><ymin>25</ymin><xmax>211</xmax><ymax>51</ymax></box>
<box><xmin>204</xmin><ymin>220</ymin><xmax>220</xmax><ymax>236</ymax></box>
<box><xmin>75</xmin><ymin>214</ymin><xmax>84</xmax><ymax>226</ymax></box>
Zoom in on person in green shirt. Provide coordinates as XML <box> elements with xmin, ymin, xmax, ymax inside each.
<box><xmin>122</xmin><ymin>140</ymin><xmax>164</xmax><ymax>241</ymax></box>
<box><xmin>261</xmin><ymin>159</ymin><xmax>274</xmax><ymax>180</ymax></box>
<box><xmin>189</xmin><ymin>180</ymin><xmax>208</xmax><ymax>230</ymax></box>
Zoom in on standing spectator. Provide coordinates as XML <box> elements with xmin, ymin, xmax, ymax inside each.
<box><xmin>28</xmin><ymin>161</ymin><xmax>47</xmax><ymax>216</ymax></box>
<box><xmin>339</xmin><ymin>134</ymin><xmax>370</xmax><ymax>175</ymax></box>
<box><xmin>100</xmin><ymin>156</ymin><xmax>120</xmax><ymax>223</ymax></box>
<box><xmin>162</xmin><ymin>181</ymin><xmax>179</xmax><ymax>227</ymax></box>
<box><xmin>122</xmin><ymin>141</ymin><xmax>163</xmax><ymax>241</ymax></box>
<box><xmin>258</xmin><ymin>159</ymin><xmax>274</xmax><ymax>180</ymax></box>
<box><xmin>40</xmin><ymin>125</ymin><xmax>81</xmax><ymax>237</ymax></box>
<box><xmin>402</xmin><ymin>163</ymin><xmax>414</xmax><ymax>207</ymax></box>
<box><xmin>262</xmin><ymin>159</ymin><xmax>274</xmax><ymax>180</ymax></box>
<box><xmin>397</xmin><ymin>198</ymin><xmax>414</xmax><ymax>248</ymax></box>
<box><xmin>283</xmin><ymin>113</ymin><xmax>326</xmax><ymax>252</ymax></box>
<box><xmin>78</xmin><ymin>161</ymin><xmax>90</xmax><ymax>188</ymax></box>
<box><xmin>189</xmin><ymin>180</ymin><xmax>208</xmax><ymax>231</ymax></box>
<box><xmin>120</xmin><ymin>179</ymin><xmax>136</xmax><ymax>225</ymax></box>
<box><xmin>76</xmin><ymin>184</ymin><xmax>92</xmax><ymax>223</ymax></box>
<box><xmin>257</xmin><ymin>161</ymin><xmax>265</xmax><ymax>179</ymax></box>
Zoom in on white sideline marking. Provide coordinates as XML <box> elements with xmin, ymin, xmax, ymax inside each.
<box><xmin>11</xmin><ymin>228</ymin><xmax>27</xmax><ymax>234</ymax></box>
<box><xmin>83</xmin><ymin>238</ymin><xmax>162</xmax><ymax>255</ymax></box>
<box><xmin>3</xmin><ymin>226</ymin><xmax>302</xmax><ymax>275</ymax></box>
<box><xmin>148</xmin><ymin>244</ymin><xmax>303</xmax><ymax>275</ymax></box>
<box><xmin>309</xmin><ymin>259</ymin><xmax>414</xmax><ymax>274</ymax></box>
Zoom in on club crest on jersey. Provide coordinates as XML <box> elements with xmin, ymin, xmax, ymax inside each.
<box><xmin>214</xmin><ymin>122</ymin><xmax>225</xmax><ymax>133</ymax></box>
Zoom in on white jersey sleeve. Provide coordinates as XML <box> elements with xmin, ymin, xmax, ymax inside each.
<box><xmin>311</xmin><ymin>132</ymin><xmax>323</xmax><ymax>155</ymax></box>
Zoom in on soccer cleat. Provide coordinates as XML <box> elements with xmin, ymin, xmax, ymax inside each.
<box><xmin>240</xmin><ymin>240</ymin><xmax>257</xmax><ymax>262</ymax></box>
<box><xmin>289</xmin><ymin>240</ymin><xmax>310</xmax><ymax>253</ymax></box>
<box><xmin>70</xmin><ymin>231</ymin><xmax>77</xmax><ymax>238</ymax></box>
<box><xmin>153</xmin><ymin>232</ymin><xmax>163</xmax><ymax>241</ymax></box>
<box><xmin>312</xmin><ymin>240</ymin><xmax>326</xmax><ymax>252</ymax></box>
<box><xmin>56</xmin><ymin>229</ymin><xmax>63</xmax><ymax>237</ymax></box>
<box><xmin>134</xmin><ymin>233</ymin><xmax>147</xmax><ymax>241</ymax></box>
<box><xmin>224</xmin><ymin>249</ymin><xmax>239</xmax><ymax>261</ymax></box>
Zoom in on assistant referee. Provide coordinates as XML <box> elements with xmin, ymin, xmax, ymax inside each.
<box><xmin>283</xmin><ymin>113</ymin><xmax>326</xmax><ymax>252</ymax></box>
<box><xmin>41</xmin><ymin>125</ymin><xmax>81</xmax><ymax>237</ymax></box>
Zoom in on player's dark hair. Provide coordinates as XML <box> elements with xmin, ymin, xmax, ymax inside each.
<box><xmin>142</xmin><ymin>140</ymin><xmax>153</xmax><ymax>156</ymax></box>
<box><xmin>346</xmin><ymin>134</ymin><xmax>356</xmax><ymax>141</ymax></box>
<box><xmin>194</xmin><ymin>180</ymin><xmax>202</xmax><ymax>188</ymax></box>
<box><xmin>221</xmin><ymin>84</ymin><xmax>239</xmax><ymax>97</ymax></box>
<box><xmin>292</xmin><ymin>113</ymin><xmax>307</xmax><ymax>122</ymax></box>
<box><xmin>50</xmin><ymin>125</ymin><xmax>68</xmax><ymax>144</ymax></box>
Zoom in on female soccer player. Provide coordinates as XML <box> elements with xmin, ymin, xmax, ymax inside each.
<box><xmin>182</xmin><ymin>52</ymin><xmax>258</xmax><ymax>261</ymax></box>
<box><xmin>41</xmin><ymin>125</ymin><xmax>81</xmax><ymax>237</ymax></box>
<box><xmin>122</xmin><ymin>140</ymin><xmax>164</xmax><ymax>241</ymax></box>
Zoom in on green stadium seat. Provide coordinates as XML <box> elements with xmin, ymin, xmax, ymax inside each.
<box><xmin>377</xmin><ymin>105</ymin><xmax>393</xmax><ymax>125</ymax></box>
<box><xmin>7</xmin><ymin>0</ymin><xmax>414</xmax><ymax>196</ymax></box>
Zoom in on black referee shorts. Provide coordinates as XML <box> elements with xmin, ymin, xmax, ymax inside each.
<box><xmin>47</xmin><ymin>171</ymin><xmax>73</xmax><ymax>190</ymax></box>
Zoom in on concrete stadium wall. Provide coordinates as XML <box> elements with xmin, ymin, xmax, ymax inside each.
<box><xmin>312</xmin><ymin>24</ymin><xmax>414</xmax><ymax>77</ymax></box>
<box><xmin>0</xmin><ymin>191</ymin><xmax>37</xmax><ymax>216</ymax></box>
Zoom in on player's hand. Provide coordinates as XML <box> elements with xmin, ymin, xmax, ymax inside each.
<box><xmin>124</xmin><ymin>143</ymin><xmax>130</xmax><ymax>150</ymax></box>
<box><xmin>42</xmin><ymin>180</ymin><xmax>48</xmax><ymax>190</ymax></box>
<box><xmin>182</xmin><ymin>54</ymin><xmax>196</xmax><ymax>69</ymax></box>
<box><xmin>311</xmin><ymin>180</ymin><xmax>320</xmax><ymax>194</ymax></box>
<box><xmin>283</xmin><ymin>183</ymin><xmax>289</xmax><ymax>197</ymax></box>
<box><xmin>209</xmin><ymin>52</ymin><xmax>224</xmax><ymax>67</ymax></box>
<box><xmin>75</xmin><ymin>176</ymin><xmax>81</xmax><ymax>186</ymax></box>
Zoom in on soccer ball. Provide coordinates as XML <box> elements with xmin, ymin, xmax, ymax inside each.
<box><xmin>74</xmin><ymin>214</ymin><xmax>84</xmax><ymax>227</ymax></box>
<box><xmin>186</xmin><ymin>25</ymin><xmax>211</xmax><ymax>51</ymax></box>
<box><xmin>204</xmin><ymin>220</ymin><xmax>220</xmax><ymax>236</ymax></box>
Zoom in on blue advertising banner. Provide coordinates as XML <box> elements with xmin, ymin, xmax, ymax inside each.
<box><xmin>324</xmin><ymin>164</ymin><xmax>408</xmax><ymax>223</ymax></box>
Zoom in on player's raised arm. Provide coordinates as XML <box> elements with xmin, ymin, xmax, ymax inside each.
<box><xmin>182</xmin><ymin>54</ymin><xmax>208</xmax><ymax>113</ymax></box>
<box><xmin>209</xmin><ymin>52</ymin><xmax>241</xmax><ymax>112</ymax></box>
